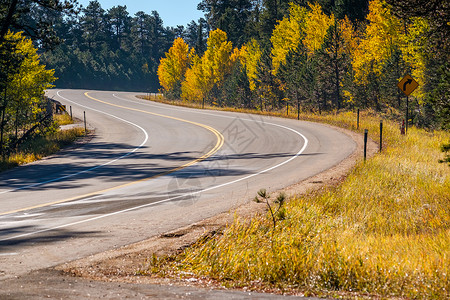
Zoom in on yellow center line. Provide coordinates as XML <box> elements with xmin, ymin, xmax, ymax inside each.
<box><xmin>1</xmin><ymin>92</ymin><xmax>224</xmax><ymax>216</ymax></box>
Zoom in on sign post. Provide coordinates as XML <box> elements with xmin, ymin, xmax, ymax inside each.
<box><xmin>406</xmin><ymin>95</ymin><xmax>409</xmax><ymax>134</ymax></box>
<box><xmin>397</xmin><ymin>74</ymin><xmax>419</xmax><ymax>135</ymax></box>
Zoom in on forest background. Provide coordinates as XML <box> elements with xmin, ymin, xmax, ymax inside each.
<box><xmin>156</xmin><ymin>0</ymin><xmax>448</xmax><ymax>130</ymax></box>
<box><xmin>0</xmin><ymin>0</ymin><xmax>448</xmax><ymax>156</ymax></box>
<box><xmin>3</xmin><ymin>0</ymin><xmax>446</xmax><ymax>129</ymax></box>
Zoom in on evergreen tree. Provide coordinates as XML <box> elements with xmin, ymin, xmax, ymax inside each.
<box><xmin>80</xmin><ymin>0</ymin><xmax>106</xmax><ymax>51</ymax></box>
<box><xmin>198</xmin><ymin>0</ymin><xmax>256</xmax><ymax>47</ymax></box>
<box><xmin>184</xmin><ymin>18</ymin><xmax>208</xmax><ymax>55</ymax></box>
<box><xmin>0</xmin><ymin>0</ymin><xmax>78</xmax><ymax>45</ymax></box>
<box><xmin>220</xmin><ymin>59</ymin><xmax>252</xmax><ymax>108</ymax></box>
<box><xmin>255</xmin><ymin>46</ymin><xmax>284</xmax><ymax>111</ymax></box>
<box><xmin>106</xmin><ymin>5</ymin><xmax>131</xmax><ymax>51</ymax></box>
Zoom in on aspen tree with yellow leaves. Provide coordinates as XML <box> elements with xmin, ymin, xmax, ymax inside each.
<box><xmin>181</xmin><ymin>29</ymin><xmax>237</xmax><ymax>105</ymax></box>
<box><xmin>157</xmin><ymin>37</ymin><xmax>194</xmax><ymax>99</ymax></box>
<box><xmin>239</xmin><ymin>39</ymin><xmax>262</xmax><ymax>91</ymax></box>
<box><xmin>303</xmin><ymin>3</ymin><xmax>335</xmax><ymax>56</ymax></box>
<box><xmin>0</xmin><ymin>31</ymin><xmax>55</xmax><ymax>156</ymax></box>
<box><xmin>351</xmin><ymin>0</ymin><xmax>432</xmax><ymax>114</ymax></box>
<box><xmin>201</xmin><ymin>29</ymin><xmax>236</xmax><ymax>87</ymax></box>
<box><xmin>351</xmin><ymin>0</ymin><xmax>403</xmax><ymax>109</ymax></box>
<box><xmin>180</xmin><ymin>53</ymin><xmax>208</xmax><ymax>103</ymax></box>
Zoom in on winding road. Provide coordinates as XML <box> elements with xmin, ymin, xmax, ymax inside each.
<box><xmin>0</xmin><ymin>89</ymin><xmax>355</xmax><ymax>281</ymax></box>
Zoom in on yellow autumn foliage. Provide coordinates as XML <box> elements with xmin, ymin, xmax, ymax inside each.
<box><xmin>338</xmin><ymin>16</ymin><xmax>358</xmax><ymax>58</ymax></box>
<box><xmin>203</xmin><ymin>28</ymin><xmax>234</xmax><ymax>84</ymax></box>
<box><xmin>157</xmin><ymin>37</ymin><xmax>192</xmax><ymax>93</ymax></box>
<box><xmin>181</xmin><ymin>29</ymin><xmax>236</xmax><ymax>102</ymax></box>
<box><xmin>400</xmin><ymin>17</ymin><xmax>429</xmax><ymax>99</ymax></box>
<box><xmin>181</xmin><ymin>53</ymin><xmax>206</xmax><ymax>102</ymax></box>
<box><xmin>271</xmin><ymin>3</ymin><xmax>334</xmax><ymax>74</ymax></box>
<box><xmin>352</xmin><ymin>0</ymin><xmax>403</xmax><ymax>84</ymax></box>
<box><xmin>239</xmin><ymin>39</ymin><xmax>262</xmax><ymax>91</ymax></box>
<box><xmin>352</xmin><ymin>0</ymin><xmax>429</xmax><ymax>99</ymax></box>
<box><xmin>271</xmin><ymin>4</ymin><xmax>308</xmax><ymax>74</ymax></box>
<box><xmin>303</xmin><ymin>3</ymin><xmax>334</xmax><ymax>56</ymax></box>
<box><xmin>4</xmin><ymin>31</ymin><xmax>56</xmax><ymax>116</ymax></box>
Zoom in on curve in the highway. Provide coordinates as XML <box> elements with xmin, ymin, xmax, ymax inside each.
<box><xmin>0</xmin><ymin>91</ymin><xmax>225</xmax><ymax>216</ymax></box>
<box><xmin>0</xmin><ymin>89</ymin><xmax>355</xmax><ymax>279</ymax></box>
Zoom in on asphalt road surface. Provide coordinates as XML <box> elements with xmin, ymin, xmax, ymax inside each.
<box><xmin>0</xmin><ymin>90</ymin><xmax>355</xmax><ymax>296</ymax></box>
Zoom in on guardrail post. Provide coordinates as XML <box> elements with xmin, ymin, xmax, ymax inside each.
<box><xmin>364</xmin><ymin>129</ymin><xmax>368</xmax><ymax>161</ymax></box>
<box><xmin>84</xmin><ymin>111</ymin><xmax>87</xmax><ymax>134</ymax></box>
<box><xmin>380</xmin><ymin>120</ymin><xmax>383</xmax><ymax>152</ymax></box>
<box><xmin>357</xmin><ymin>109</ymin><xmax>360</xmax><ymax>130</ymax></box>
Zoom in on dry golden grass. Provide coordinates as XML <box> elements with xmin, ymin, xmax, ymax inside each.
<box><xmin>0</xmin><ymin>115</ymin><xmax>85</xmax><ymax>172</ymax></box>
<box><xmin>137</xmin><ymin>99</ymin><xmax>449</xmax><ymax>299</ymax></box>
<box><xmin>53</xmin><ymin>113</ymin><xmax>74</xmax><ymax>126</ymax></box>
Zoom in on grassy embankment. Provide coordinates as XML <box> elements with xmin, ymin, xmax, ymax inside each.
<box><xmin>0</xmin><ymin>113</ymin><xmax>86</xmax><ymax>172</ymax></box>
<box><xmin>138</xmin><ymin>96</ymin><xmax>450</xmax><ymax>299</ymax></box>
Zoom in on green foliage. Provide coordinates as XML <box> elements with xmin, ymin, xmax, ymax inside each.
<box><xmin>198</xmin><ymin>0</ymin><xmax>255</xmax><ymax>47</ymax></box>
<box><xmin>218</xmin><ymin>59</ymin><xmax>252</xmax><ymax>108</ymax></box>
<box><xmin>184</xmin><ymin>18</ymin><xmax>208</xmax><ymax>55</ymax></box>
<box><xmin>255</xmin><ymin>47</ymin><xmax>285</xmax><ymax>111</ymax></box>
<box><xmin>425</xmin><ymin>55</ymin><xmax>450</xmax><ymax>130</ymax></box>
<box><xmin>0</xmin><ymin>31</ymin><xmax>56</xmax><ymax>157</ymax></box>
<box><xmin>0</xmin><ymin>0</ymin><xmax>78</xmax><ymax>47</ymax></box>
<box><xmin>39</xmin><ymin>3</ymin><xmax>175</xmax><ymax>92</ymax></box>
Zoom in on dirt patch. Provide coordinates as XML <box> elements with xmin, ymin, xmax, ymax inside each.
<box><xmin>58</xmin><ymin>125</ymin><xmax>377</xmax><ymax>288</ymax></box>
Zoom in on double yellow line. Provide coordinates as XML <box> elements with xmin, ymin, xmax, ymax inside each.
<box><xmin>84</xmin><ymin>92</ymin><xmax>224</xmax><ymax>169</ymax></box>
<box><xmin>1</xmin><ymin>92</ymin><xmax>224</xmax><ymax>216</ymax></box>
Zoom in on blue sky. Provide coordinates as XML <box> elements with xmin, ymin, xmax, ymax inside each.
<box><xmin>77</xmin><ymin>0</ymin><xmax>205</xmax><ymax>28</ymax></box>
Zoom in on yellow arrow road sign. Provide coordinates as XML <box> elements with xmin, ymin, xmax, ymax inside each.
<box><xmin>398</xmin><ymin>74</ymin><xmax>419</xmax><ymax>96</ymax></box>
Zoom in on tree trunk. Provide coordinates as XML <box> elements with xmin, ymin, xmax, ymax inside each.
<box><xmin>0</xmin><ymin>87</ymin><xmax>7</xmax><ymax>157</ymax></box>
<box><xmin>0</xmin><ymin>0</ymin><xmax>19</xmax><ymax>41</ymax></box>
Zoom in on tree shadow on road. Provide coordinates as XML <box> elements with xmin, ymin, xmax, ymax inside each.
<box><xmin>0</xmin><ymin>140</ymin><xmax>316</xmax><ymax>192</ymax></box>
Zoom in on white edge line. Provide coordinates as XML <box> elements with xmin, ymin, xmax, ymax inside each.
<box><xmin>1</xmin><ymin>92</ymin><xmax>308</xmax><ymax>242</ymax></box>
<box><xmin>0</xmin><ymin>91</ymin><xmax>149</xmax><ymax>195</ymax></box>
